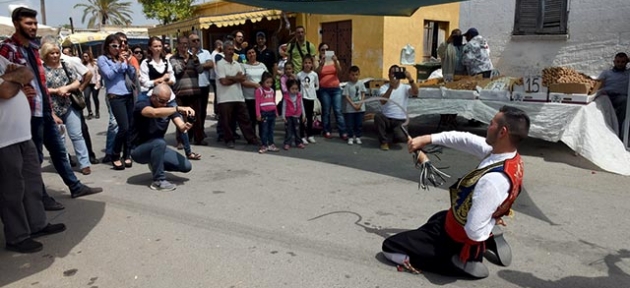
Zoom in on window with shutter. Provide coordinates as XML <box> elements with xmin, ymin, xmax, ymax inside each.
<box><xmin>513</xmin><ymin>0</ymin><xmax>568</xmax><ymax>35</ymax></box>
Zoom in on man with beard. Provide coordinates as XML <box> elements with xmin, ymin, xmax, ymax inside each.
<box><xmin>382</xmin><ymin>106</ymin><xmax>530</xmax><ymax>279</ymax></box>
<box><xmin>232</xmin><ymin>30</ymin><xmax>248</xmax><ymax>63</ymax></box>
<box><xmin>0</xmin><ymin>7</ymin><xmax>102</xmax><ymax>211</ymax></box>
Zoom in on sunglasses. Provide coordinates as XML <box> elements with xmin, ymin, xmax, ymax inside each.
<box><xmin>191</xmin><ymin>39</ymin><xmax>200</xmax><ymax>42</ymax></box>
<box><xmin>155</xmin><ymin>98</ymin><xmax>169</xmax><ymax>104</ymax></box>
<box><xmin>120</xmin><ymin>40</ymin><xmax>128</xmax><ymax>45</ymax></box>
<box><xmin>109</xmin><ymin>44</ymin><xmax>121</xmax><ymax>49</ymax></box>
<box><xmin>133</xmin><ymin>50</ymin><xmax>143</xmax><ymax>54</ymax></box>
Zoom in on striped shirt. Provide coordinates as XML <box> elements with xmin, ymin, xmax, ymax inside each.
<box><xmin>170</xmin><ymin>53</ymin><xmax>203</xmax><ymax>97</ymax></box>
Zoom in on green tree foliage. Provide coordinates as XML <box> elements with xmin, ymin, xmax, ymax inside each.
<box><xmin>74</xmin><ymin>0</ymin><xmax>134</xmax><ymax>28</ymax></box>
<box><xmin>137</xmin><ymin>0</ymin><xmax>195</xmax><ymax>25</ymax></box>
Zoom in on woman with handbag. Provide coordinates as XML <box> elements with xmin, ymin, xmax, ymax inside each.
<box><xmin>40</xmin><ymin>42</ymin><xmax>92</xmax><ymax>175</ymax></box>
<box><xmin>315</xmin><ymin>42</ymin><xmax>347</xmax><ymax>140</ymax></box>
<box><xmin>98</xmin><ymin>34</ymin><xmax>137</xmax><ymax>170</ymax></box>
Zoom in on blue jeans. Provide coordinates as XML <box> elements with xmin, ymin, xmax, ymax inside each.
<box><xmin>131</xmin><ymin>138</ymin><xmax>192</xmax><ymax>181</ymax></box>
<box><xmin>59</xmin><ymin>106</ymin><xmax>90</xmax><ymax>169</ymax></box>
<box><xmin>138</xmin><ymin>91</ymin><xmax>192</xmax><ymax>155</ymax></box>
<box><xmin>106</xmin><ymin>100</ymin><xmax>118</xmax><ymax>156</ymax></box>
<box><xmin>108</xmin><ymin>95</ymin><xmax>134</xmax><ymax>160</ymax></box>
<box><xmin>284</xmin><ymin>117</ymin><xmax>302</xmax><ymax>146</ymax></box>
<box><xmin>344</xmin><ymin>112</ymin><xmax>365</xmax><ymax>138</ymax></box>
<box><xmin>31</xmin><ymin>114</ymin><xmax>83</xmax><ymax>195</ymax></box>
<box><xmin>259</xmin><ymin>111</ymin><xmax>276</xmax><ymax>146</ymax></box>
<box><xmin>318</xmin><ymin>87</ymin><xmax>346</xmax><ymax>136</ymax></box>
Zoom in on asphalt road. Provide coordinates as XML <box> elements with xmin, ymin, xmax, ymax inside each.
<box><xmin>1</xmin><ymin>99</ymin><xmax>629</xmax><ymax>288</ymax></box>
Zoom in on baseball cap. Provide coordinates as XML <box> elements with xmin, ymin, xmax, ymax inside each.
<box><xmin>463</xmin><ymin>28</ymin><xmax>479</xmax><ymax>37</ymax></box>
<box><xmin>256</xmin><ymin>31</ymin><xmax>266</xmax><ymax>39</ymax></box>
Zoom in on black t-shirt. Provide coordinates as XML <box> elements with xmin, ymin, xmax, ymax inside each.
<box><xmin>256</xmin><ymin>46</ymin><xmax>277</xmax><ymax>74</ymax></box>
<box><xmin>131</xmin><ymin>100</ymin><xmax>180</xmax><ymax>146</ymax></box>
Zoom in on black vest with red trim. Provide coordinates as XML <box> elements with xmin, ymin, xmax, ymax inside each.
<box><xmin>444</xmin><ymin>153</ymin><xmax>524</xmax><ymax>262</ymax></box>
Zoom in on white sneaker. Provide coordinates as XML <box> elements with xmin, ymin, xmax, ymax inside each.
<box><xmin>307</xmin><ymin>136</ymin><xmax>316</xmax><ymax>143</ymax></box>
<box><xmin>150</xmin><ymin>180</ymin><xmax>176</xmax><ymax>191</ymax></box>
<box><xmin>347</xmin><ymin>138</ymin><xmax>354</xmax><ymax>145</ymax></box>
<box><xmin>355</xmin><ymin>137</ymin><xmax>362</xmax><ymax>145</ymax></box>
<box><xmin>302</xmin><ymin>137</ymin><xmax>309</xmax><ymax>145</ymax></box>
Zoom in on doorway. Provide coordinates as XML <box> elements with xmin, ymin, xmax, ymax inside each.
<box><xmin>321</xmin><ymin>20</ymin><xmax>352</xmax><ymax>82</ymax></box>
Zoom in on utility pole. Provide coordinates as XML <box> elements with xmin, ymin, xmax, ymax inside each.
<box><xmin>40</xmin><ymin>0</ymin><xmax>46</xmax><ymax>25</ymax></box>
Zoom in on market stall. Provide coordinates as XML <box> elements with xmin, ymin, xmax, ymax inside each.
<box><xmin>367</xmin><ymin>66</ymin><xmax>630</xmax><ymax>175</ymax></box>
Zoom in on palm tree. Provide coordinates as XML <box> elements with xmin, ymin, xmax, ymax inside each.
<box><xmin>74</xmin><ymin>0</ymin><xmax>134</xmax><ymax>28</ymax></box>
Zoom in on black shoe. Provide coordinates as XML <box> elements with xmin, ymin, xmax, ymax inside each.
<box><xmin>68</xmin><ymin>154</ymin><xmax>77</xmax><ymax>167</ymax></box>
<box><xmin>234</xmin><ymin>133</ymin><xmax>242</xmax><ymax>140</ymax></box>
<box><xmin>87</xmin><ymin>113</ymin><xmax>94</xmax><ymax>120</ymax></box>
<box><xmin>89</xmin><ymin>156</ymin><xmax>99</xmax><ymax>165</ymax></box>
<box><xmin>95</xmin><ymin>113</ymin><xmax>100</xmax><ymax>119</ymax></box>
<box><xmin>124</xmin><ymin>158</ymin><xmax>133</xmax><ymax>168</ymax></box>
<box><xmin>226</xmin><ymin>141</ymin><xmax>235</xmax><ymax>148</ymax></box>
<box><xmin>71</xmin><ymin>185</ymin><xmax>103</xmax><ymax>198</ymax></box>
<box><xmin>112</xmin><ymin>160</ymin><xmax>125</xmax><ymax>170</ymax></box>
<box><xmin>6</xmin><ymin>238</ymin><xmax>43</xmax><ymax>253</ymax></box>
<box><xmin>450</xmin><ymin>255</ymin><xmax>489</xmax><ymax>279</ymax></box>
<box><xmin>484</xmin><ymin>227</ymin><xmax>512</xmax><ymax>267</ymax></box>
<box><xmin>101</xmin><ymin>154</ymin><xmax>113</xmax><ymax>164</ymax></box>
<box><xmin>43</xmin><ymin>197</ymin><xmax>65</xmax><ymax>211</ymax></box>
<box><xmin>31</xmin><ymin>223</ymin><xmax>67</xmax><ymax>238</ymax></box>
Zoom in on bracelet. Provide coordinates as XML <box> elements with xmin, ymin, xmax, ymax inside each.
<box><xmin>175</xmin><ymin>106</ymin><xmax>179</xmax><ymax>113</ymax></box>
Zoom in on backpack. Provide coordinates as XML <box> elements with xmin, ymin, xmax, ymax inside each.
<box><xmin>289</xmin><ymin>41</ymin><xmax>313</xmax><ymax>59</ymax></box>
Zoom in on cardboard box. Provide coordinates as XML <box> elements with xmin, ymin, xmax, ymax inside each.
<box><xmin>549</xmin><ymin>92</ymin><xmax>597</xmax><ymax>104</ymax></box>
<box><xmin>419</xmin><ymin>87</ymin><xmax>443</xmax><ymax>99</ymax></box>
<box><xmin>366</xmin><ymin>79</ymin><xmax>388</xmax><ymax>89</ymax></box>
<box><xmin>441</xmin><ymin>87</ymin><xmax>479</xmax><ymax>99</ymax></box>
<box><xmin>479</xmin><ymin>90</ymin><xmax>511</xmax><ymax>101</ymax></box>
<box><xmin>512</xmin><ymin>91</ymin><xmax>548</xmax><ymax>102</ymax></box>
<box><xmin>548</xmin><ymin>83</ymin><xmax>590</xmax><ymax>94</ymax></box>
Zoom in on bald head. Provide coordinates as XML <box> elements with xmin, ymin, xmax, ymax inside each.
<box><xmin>150</xmin><ymin>83</ymin><xmax>173</xmax><ymax>107</ymax></box>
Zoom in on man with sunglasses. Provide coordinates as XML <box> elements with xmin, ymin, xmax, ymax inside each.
<box><xmin>129</xmin><ymin>83</ymin><xmax>195</xmax><ymax>191</ymax></box>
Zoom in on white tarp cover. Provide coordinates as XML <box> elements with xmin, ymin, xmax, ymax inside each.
<box><xmin>406</xmin><ymin>97</ymin><xmax>630</xmax><ymax>175</ymax></box>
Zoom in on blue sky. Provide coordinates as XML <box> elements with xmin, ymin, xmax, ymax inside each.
<box><xmin>0</xmin><ymin>0</ymin><xmax>212</xmax><ymax>28</ymax></box>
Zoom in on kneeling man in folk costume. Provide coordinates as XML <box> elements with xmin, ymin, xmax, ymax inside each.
<box><xmin>382</xmin><ymin>106</ymin><xmax>530</xmax><ymax>279</ymax></box>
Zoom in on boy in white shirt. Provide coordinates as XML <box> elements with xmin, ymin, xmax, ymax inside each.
<box><xmin>342</xmin><ymin>65</ymin><xmax>367</xmax><ymax>145</ymax></box>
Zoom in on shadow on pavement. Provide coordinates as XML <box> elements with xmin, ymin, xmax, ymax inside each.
<box><xmin>0</xmin><ymin>189</ymin><xmax>105</xmax><ymax>287</ymax></box>
<box><xmin>498</xmin><ymin>249</ymin><xmax>630</xmax><ymax>288</ymax></box>
<box><xmin>126</xmin><ymin>172</ymin><xmax>190</xmax><ymax>187</ymax></box>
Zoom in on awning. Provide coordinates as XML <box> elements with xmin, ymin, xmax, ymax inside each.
<box><xmin>223</xmin><ymin>0</ymin><xmax>466</xmax><ymax>16</ymax></box>
<box><xmin>61</xmin><ymin>32</ymin><xmax>111</xmax><ymax>45</ymax></box>
<box><xmin>148</xmin><ymin>9</ymin><xmax>291</xmax><ymax>36</ymax></box>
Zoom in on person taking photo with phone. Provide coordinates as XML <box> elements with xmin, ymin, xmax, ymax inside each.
<box><xmin>374</xmin><ymin>65</ymin><xmax>419</xmax><ymax>151</ymax></box>
<box><xmin>129</xmin><ymin>84</ymin><xmax>194</xmax><ymax>191</ymax></box>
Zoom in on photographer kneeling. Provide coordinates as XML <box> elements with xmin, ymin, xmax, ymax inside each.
<box><xmin>130</xmin><ymin>84</ymin><xmax>194</xmax><ymax>191</ymax></box>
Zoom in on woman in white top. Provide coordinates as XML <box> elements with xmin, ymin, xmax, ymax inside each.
<box><xmin>241</xmin><ymin>46</ymin><xmax>268</xmax><ymax>135</ymax></box>
<box><xmin>81</xmin><ymin>51</ymin><xmax>101</xmax><ymax>119</ymax></box>
<box><xmin>139</xmin><ymin>36</ymin><xmax>176</xmax><ymax>102</ymax></box>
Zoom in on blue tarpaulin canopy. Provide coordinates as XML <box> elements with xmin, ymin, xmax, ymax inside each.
<box><xmin>224</xmin><ymin>0</ymin><xmax>465</xmax><ymax>16</ymax></box>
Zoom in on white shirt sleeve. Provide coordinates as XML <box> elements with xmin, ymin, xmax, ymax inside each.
<box><xmin>464</xmin><ymin>172</ymin><xmax>510</xmax><ymax>241</ymax></box>
<box><xmin>139</xmin><ymin>59</ymin><xmax>153</xmax><ymax>88</ymax></box>
<box><xmin>216</xmin><ymin>60</ymin><xmax>226</xmax><ymax>79</ymax></box>
<box><xmin>431</xmin><ymin>131</ymin><xmax>492</xmax><ymax>159</ymax></box>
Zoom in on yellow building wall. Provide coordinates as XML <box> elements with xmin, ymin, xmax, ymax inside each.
<box><xmin>194</xmin><ymin>1</ymin><xmax>261</xmax><ymax>15</ymax></box>
<box><xmin>301</xmin><ymin>15</ymin><xmax>385</xmax><ymax>79</ymax></box>
<box><xmin>383</xmin><ymin>3</ymin><xmax>460</xmax><ymax>78</ymax></box>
